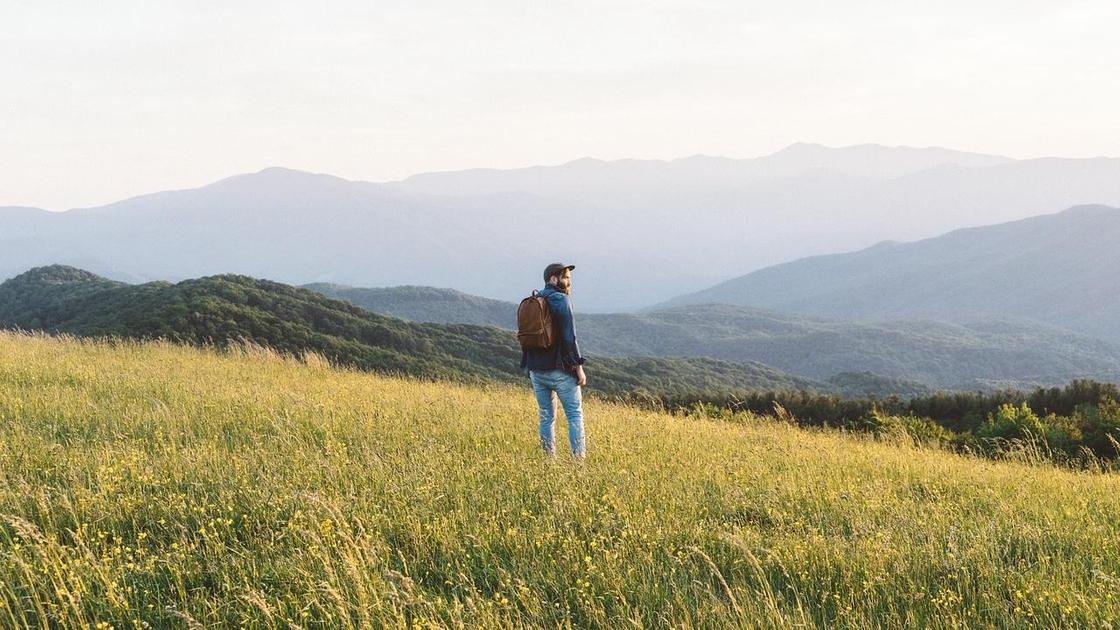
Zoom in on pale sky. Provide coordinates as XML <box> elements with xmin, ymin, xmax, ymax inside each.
<box><xmin>3</xmin><ymin>0</ymin><xmax>1119</xmax><ymax>210</ymax></box>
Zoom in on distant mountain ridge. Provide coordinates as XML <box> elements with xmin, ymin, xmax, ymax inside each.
<box><xmin>664</xmin><ymin>204</ymin><xmax>1120</xmax><ymax>344</ymax></box>
<box><xmin>5</xmin><ymin>143</ymin><xmax>1120</xmax><ymax>309</ymax></box>
<box><xmin>389</xmin><ymin>143</ymin><xmax>1014</xmax><ymax>200</ymax></box>
<box><xmin>306</xmin><ymin>284</ymin><xmax>1120</xmax><ymax>391</ymax></box>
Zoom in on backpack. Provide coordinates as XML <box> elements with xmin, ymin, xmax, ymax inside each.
<box><xmin>517</xmin><ymin>290</ymin><xmax>555</xmax><ymax>350</ymax></box>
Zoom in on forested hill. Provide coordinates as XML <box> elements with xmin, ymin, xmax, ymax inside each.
<box><xmin>0</xmin><ymin>266</ymin><xmax>822</xmax><ymax>398</ymax></box>
<box><xmin>305</xmin><ymin>283</ymin><xmax>515</xmax><ymax>329</ymax></box>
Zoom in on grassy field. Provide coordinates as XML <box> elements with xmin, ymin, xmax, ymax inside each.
<box><xmin>2</xmin><ymin>332</ymin><xmax>1120</xmax><ymax>628</ymax></box>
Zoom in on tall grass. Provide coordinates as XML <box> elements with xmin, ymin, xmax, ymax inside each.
<box><xmin>2</xmin><ymin>330</ymin><xmax>1120</xmax><ymax>628</ymax></box>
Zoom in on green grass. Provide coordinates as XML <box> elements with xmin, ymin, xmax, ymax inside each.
<box><xmin>2</xmin><ymin>332</ymin><xmax>1120</xmax><ymax>628</ymax></box>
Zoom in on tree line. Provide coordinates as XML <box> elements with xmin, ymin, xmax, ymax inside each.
<box><xmin>651</xmin><ymin>379</ymin><xmax>1120</xmax><ymax>464</ymax></box>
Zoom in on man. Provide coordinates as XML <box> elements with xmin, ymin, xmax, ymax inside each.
<box><xmin>521</xmin><ymin>262</ymin><xmax>587</xmax><ymax>458</ymax></box>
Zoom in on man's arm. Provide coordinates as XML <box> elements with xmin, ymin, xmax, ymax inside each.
<box><xmin>549</xmin><ymin>293</ymin><xmax>586</xmax><ymax>381</ymax></box>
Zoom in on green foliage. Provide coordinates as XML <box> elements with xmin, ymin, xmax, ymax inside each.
<box><xmin>898</xmin><ymin>414</ymin><xmax>957</xmax><ymax>446</ymax></box>
<box><xmin>976</xmin><ymin>403</ymin><xmax>1085</xmax><ymax>456</ymax></box>
<box><xmin>1041</xmin><ymin>414</ymin><xmax>1084</xmax><ymax>454</ymax></box>
<box><xmin>1028</xmin><ymin>380</ymin><xmax>1120</xmax><ymax>416</ymax></box>
<box><xmin>849</xmin><ymin>409</ymin><xmax>955</xmax><ymax>447</ymax></box>
<box><xmin>978</xmin><ymin>403</ymin><xmax>1048</xmax><ymax>442</ymax></box>
<box><xmin>1074</xmin><ymin>400</ymin><xmax>1120</xmax><ymax>457</ymax></box>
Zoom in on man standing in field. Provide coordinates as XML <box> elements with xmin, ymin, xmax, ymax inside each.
<box><xmin>520</xmin><ymin>263</ymin><xmax>587</xmax><ymax>458</ymax></box>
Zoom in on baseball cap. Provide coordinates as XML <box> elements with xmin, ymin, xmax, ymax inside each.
<box><xmin>543</xmin><ymin>262</ymin><xmax>575</xmax><ymax>282</ymax></box>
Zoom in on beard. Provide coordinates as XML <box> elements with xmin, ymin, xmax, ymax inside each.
<box><xmin>559</xmin><ymin>282</ymin><xmax>571</xmax><ymax>295</ymax></box>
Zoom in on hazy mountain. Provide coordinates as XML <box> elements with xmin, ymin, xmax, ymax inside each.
<box><xmin>0</xmin><ymin>168</ymin><xmax>663</xmax><ymax>310</ymax></box>
<box><xmin>0</xmin><ymin>265</ymin><xmax>823</xmax><ymax>398</ymax></box>
<box><xmin>5</xmin><ymin>144</ymin><xmax>1120</xmax><ymax>310</ymax></box>
<box><xmin>390</xmin><ymin>143</ymin><xmax>1013</xmax><ymax>201</ymax></box>
<box><xmin>664</xmin><ymin>204</ymin><xmax>1120</xmax><ymax>344</ymax></box>
<box><xmin>308</xmin><ymin>285</ymin><xmax>1120</xmax><ymax>391</ymax></box>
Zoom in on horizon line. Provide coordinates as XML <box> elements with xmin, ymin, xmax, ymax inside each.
<box><xmin>7</xmin><ymin>140</ymin><xmax>1120</xmax><ymax>213</ymax></box>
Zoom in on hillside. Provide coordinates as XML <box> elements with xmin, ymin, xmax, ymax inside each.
<box><xmin>3</xmin><ymin>332</ymin><xmax>1120</xmax><ymax>627</ymax></box>
<box><xmin>308</xmin><ymin>285</ymin><xmax>1120</xmax><ymax>390</ymax></box>
<box><xmin>0</xmin><ymin>265</ymin><xmax>821</xmax><ymax>398</ymax></box>
<box><xmin>666</xmin><ymin>205</ymin><xmax>1120</xmax><ymax>343</ymax></box>
<box><xmin>581</xmin><ymin>304</ymin><xmax>1120</xmax><ymax>390</ymax></box>
<box><xmin>306</xmin><ymin>283</ymin><xmax>515</xmax><ymax>328</ymax></box>
<box><xmin>5</xmin><ymin>145</ymin><xmax>1120</xmax><ymax>309</ymax></box>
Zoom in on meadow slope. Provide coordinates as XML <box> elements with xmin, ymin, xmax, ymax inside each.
<box><xmin>2</xmin><ymin>332</ymin><xmax>1120</xmax><ymax>628</ymax></box>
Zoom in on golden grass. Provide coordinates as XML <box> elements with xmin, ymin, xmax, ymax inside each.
<box><xmin>2</xmin><ymin>330</ymin><xmax>1120</xmax><ymax>628</ymax></box>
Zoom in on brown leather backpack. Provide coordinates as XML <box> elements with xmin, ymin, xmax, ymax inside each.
<box><xmin>517</xmin><ymin>290</ymin><xmax>555</xmax><ymax>350</ymax></box>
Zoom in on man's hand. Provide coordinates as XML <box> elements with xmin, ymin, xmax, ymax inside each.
<box><xmin>575</xmin><ymin>365</ymin><xmax>587</xmax><ymax>386</ymax></box>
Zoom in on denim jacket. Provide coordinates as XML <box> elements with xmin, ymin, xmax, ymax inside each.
<box><xmin>520</xmin><ymin>283</ymin><xmax>587</xmax><ymax>374</ymax></box>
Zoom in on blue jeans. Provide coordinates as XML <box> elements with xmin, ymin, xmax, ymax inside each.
<box><xmin>529</xmin><ymin>369</ymin><xmax>585</xmax><ymax>457</ymax></box>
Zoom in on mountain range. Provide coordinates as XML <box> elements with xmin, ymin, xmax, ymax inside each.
<box><xmin>666</xmin><ymin>204</ymin><xmax>1120</xmax><ymax>344</ymax></box>
<box><xmin>304</xmin><ymin>283</ymin><xmax>1120</xmax><ymax>391</ymax></box>
<box><xmin>5</xmin><ymin>143</ymin><xmax>1120</xmax><ymax>310</ymax></box>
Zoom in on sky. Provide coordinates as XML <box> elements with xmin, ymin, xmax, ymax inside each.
<box><xmin>2</xmin><ymin>0</ymin><xmax>1119</xmax><ymax>210</ymax></box>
